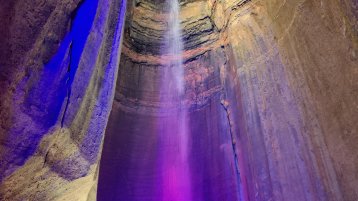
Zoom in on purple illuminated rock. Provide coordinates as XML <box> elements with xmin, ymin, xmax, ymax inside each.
<box><xmin>0</xmin><ymin>0</ymin><xmax>357</xmax><ymax>200</ymax></box>
<box><xmin>98</xmin><ymin>0</ymin><xmax>358</xmax><ymax>201</ymax></box>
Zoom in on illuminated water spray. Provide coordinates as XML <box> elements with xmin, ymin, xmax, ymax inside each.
<box><xmin>168</xmin><ymin>0</ymin><xmax>184</xmax><ymax>95</ymax></box>
<box><xmin>160</xmin><ymin>0</ymin><xmax>192</xmax><ymax>200</ymax></box>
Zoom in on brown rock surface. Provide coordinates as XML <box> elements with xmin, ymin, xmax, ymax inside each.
<box><xmin>0</xmin><ymin>0</ymin><xmax>357</xmax><ymax>200</ymax></box>
<box><xmin>224</xmin><ymin>0</ymin><xmax>358</xmax><ymax>200</ymax></box>
<box><xmin>99</xmin><ymin>0</ymin><xmax>358</xmax><ymax>200</ymax></box>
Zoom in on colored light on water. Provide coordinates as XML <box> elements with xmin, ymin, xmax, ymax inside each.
<box><xmin>159</xmin><ymin>0</ymin><xmax>192</xmax><ymax>200</ymax></box>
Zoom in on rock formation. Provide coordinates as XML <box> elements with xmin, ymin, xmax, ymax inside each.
<box><xmin>0</xmin><ymin>0</ymin><xmax>126</xmax><ymax>200</ymax></box>
<box><xmin>0</xmin><ymin>0</ymin><xmax>357</xmax><ymax>200</ymax></box>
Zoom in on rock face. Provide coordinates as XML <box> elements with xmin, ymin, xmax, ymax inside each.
<box><xmin>99</xmin><ymin>0</ymin><xmax>358</xmax><ymax>201</ymax></box>
<box><xmin>224</xmin><ymin>0</ymin><xmax>358</xmax><ymax>200</ymax></box>
<box><xmin>0</xmin><ymin>0</ymin><xmax>357</xmax><ymax>200</ymax></box>
<box><xmin>0</xmin><ymin>0</ymin><xmax>126</xmax><ymax>200</ymax></box>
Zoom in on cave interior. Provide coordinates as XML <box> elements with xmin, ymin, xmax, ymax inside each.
<box><xmin>0</xmin><ymin>0</ymin><xmax>357</xmax><ymax>200</ymax></box>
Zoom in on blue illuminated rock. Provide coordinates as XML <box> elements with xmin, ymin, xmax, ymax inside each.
<box><xmin>0</xmin><ymin>0</ymin><xmax>357</xmax><ymax>200</ymax></box>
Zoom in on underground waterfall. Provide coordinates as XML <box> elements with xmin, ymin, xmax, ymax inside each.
<box><xmin>1</xmin><ymin>0</ymin><xmax>357</xmax><ymax>200</ymax></box>
<box><xmin>97</xmin><ymin>0</ymin><xmax>242</xmax><ymax>200</ymax></box>
<box><xmin>160</xmin><ymin>0</ymin><xmax>191</xmax><ymax>200</ymax></box>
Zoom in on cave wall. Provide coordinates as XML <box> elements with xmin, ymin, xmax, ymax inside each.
<box><xmin>0</xmin><ymin>0</ymin><xmax>357</xmax><ymax>200</ymax></box>
<box><xmin>100</xmin><ymin>0</ymin><xmax>358</xmax><ymax>200</ymax></box>
<box><xmin>98</xmin><ymin>1</ymin><xmax>242</xmax><ymax>200</ymax></box>
<box><xmin>99</xmin><ymin>0</ymin><xmax>357</xmax><ymax>200</ymax></box>
<box><xmin>0</xmin><ymin>0</ymin><xmax>126</xmax><ymax>200</ymax></box>
<box><xmin>219</xmin><ymin>0</ymin><xmax>358</xmax><ymax>200</ymax></box>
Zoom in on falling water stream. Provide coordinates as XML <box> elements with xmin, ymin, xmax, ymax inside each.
<box><xmin>160</xmin><ymin>0</ymin><xmax>192</xmax><ymax>200</ymax></box>
<box><xmin>98</xmin><ymin>1</ymin><xmax>243</xmax><ymax>200</ymax></box>
<box><xmin>167</xmin><ymin>0</ymin><xmax>187</xmax><ymax>159</ymax></box>
<box><xmin>168</xmin><ymin>0</ymin><xmax>184</xmax><ymax>95</ymax></box>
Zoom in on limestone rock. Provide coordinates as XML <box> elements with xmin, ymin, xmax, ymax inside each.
<box><xmin>0</xmin><ymin>0</ymin><xmax>357</xmax><ymax>200</ymax></box>
<box><xmin>0</xmin><ymin>0</ymin><xmax>126</xmax><ymax>200</ymax></box>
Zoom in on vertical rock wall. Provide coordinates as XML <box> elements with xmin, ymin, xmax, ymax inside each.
<box><xmin>98</xmin><ymin>0</ymin><xmax>357</xmax><ymax>200</ymax></box>
<box><xmin>97</xmin><ymin>0</ymin><xmax>357</xmax><ymax>200</ymax></box>
<box><xmin>0</xmin><ymin>0</ymin><xmax>357</xmax><ymax>200</ymax></box>
<box><xmin>0</xmin><ymin>0</ymin><xmax>126</xmax><ymax>200</ymax></box>
<box><xmin>217</xmin><ymin>0</ymin><xmax>358</xmax><ymax>200</ymax></box>
<box><xmin>98</xmin><ymin>1</ymin><xmax>242</xmax><ymax>200</ymax></box>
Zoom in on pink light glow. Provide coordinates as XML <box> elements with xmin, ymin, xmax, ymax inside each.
<box><xmin>158</xmin><ymin>0</ymin><xmax>192</xmax><ymax>200</ymax></box>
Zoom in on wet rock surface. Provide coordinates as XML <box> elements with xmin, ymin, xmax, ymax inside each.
<box><xmin>100</xmin><ymin>0</ymin><xmax>358</xmax><ymax>201</ymax></box>
<box><xmin>0</xmin><ymin>0</ymin><xmax>357</xmax><ymax>200</ymax></box>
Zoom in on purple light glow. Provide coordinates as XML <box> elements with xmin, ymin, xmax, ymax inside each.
<box><xmin>97</xmin><ymin>0</ymin><xmax>242</xmax><ymax>200</ymax></box>
<box><xmin>159</xmin><ymin>0</ymin><xmax>192</xmax><ymax>200</ymax></box>
<box><xmin>158</xmin><ymin>113</ymin><xmax>191</xmax><ymax>201</ymax></box>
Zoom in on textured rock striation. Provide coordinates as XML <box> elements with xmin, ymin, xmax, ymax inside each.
<box><xmin>0</xmin><ymin>0</ymin><xmax>357</xmax><ymax>200</ymax></box>
<box><xmin>224</xmin><ymin>0</ymin><xmax>358</xmax><ymax>200</ymax></box>
<box><xmin>0</xmin><ymin>0</ymin><xmax>126</xmax><ymax>200</ymax></box>
<box><xmin>99</xmin><ymin>0</ymin><xmax>358</xmax><ymax>200</ymax></box>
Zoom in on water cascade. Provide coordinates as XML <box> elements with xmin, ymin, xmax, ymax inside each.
<box><xmin>2</xmin><ymin>0</ymin><xmax>357</xmax><ymax>200</ymax></box>
<box><xmin>159</xmin><ymin>0</ymin><xmax>192</xmax><ymax>200</ymax></box>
